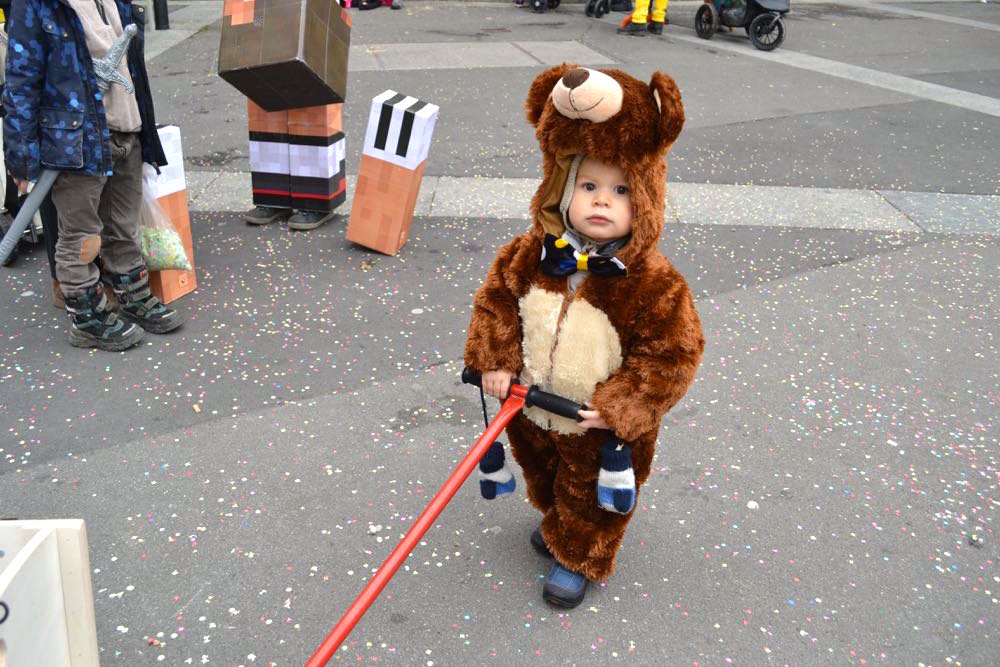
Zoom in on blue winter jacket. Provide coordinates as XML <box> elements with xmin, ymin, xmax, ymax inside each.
<box><xmin>2</xmin><ymin>0</ymin><xmax>166</xmax><ymax>181</ymax></box>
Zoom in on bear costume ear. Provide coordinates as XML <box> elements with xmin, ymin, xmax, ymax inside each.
<box><xmin>525</xmin><ymin>63</ymin><xmax>576</xmax><ymax>127</ymax></box>
<box><xmin>649</xmin><ymin>71</ymin><xmax>685</xmax><ymax>153</ymax></box>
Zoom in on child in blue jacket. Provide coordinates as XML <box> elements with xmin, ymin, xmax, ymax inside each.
<box><xmin>3</xmin><ymin>0</ymin><xmax>181</xmax><ymax>350</ymax></box>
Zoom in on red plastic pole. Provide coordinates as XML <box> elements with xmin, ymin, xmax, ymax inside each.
<box><xmin>305</xmin><ymin>385</ymin><xmax>528</xmax><ymax>666</ymax></box>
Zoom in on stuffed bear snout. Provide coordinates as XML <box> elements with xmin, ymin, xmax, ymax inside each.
<box><xmin>550</xmin><ymin>68</ymin><xmax>624</xmax><ymax>123</ymax></box>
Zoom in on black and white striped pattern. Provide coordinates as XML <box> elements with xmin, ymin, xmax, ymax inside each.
<box><xmin>362</xmin><ymin>90</ymin><xmax>439</xmax><ymax>171</ymax></box>
<box><xmin>248</xmin><ymin>131</ymin><xmax>347</xmax><ymax>212</ymax></box>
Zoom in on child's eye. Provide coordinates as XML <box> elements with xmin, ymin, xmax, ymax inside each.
<box><xmin>614</xmin><ymin>185</ymin><xmax>629</xmax><ymax>195</ymax></box>
<box><xmin>582</xmin><ymin>183</ymin><xmax>596</xmax><ymax>192</ymax></box>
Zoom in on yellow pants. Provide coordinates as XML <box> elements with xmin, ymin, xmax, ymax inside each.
<box><xmin>631</xmin><ymin>0</ymin><xmax>668</xmax><ymax>24</ymax></box>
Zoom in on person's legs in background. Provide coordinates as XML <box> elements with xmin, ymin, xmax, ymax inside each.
<box><xmin>38</xmin><ymin>193</ymin><xmax>64</xmax><ymax>307</ymax></box>
<box><xmin>648</xmin><ymin>0</ymin><xmax>669</xmax><ymax>32</ymax></box>
<box><xmin>286</xmin><ymin>103</ymin><xmax>346</xmax><ymax>231</ymax></box>
<box><xmin>245</xmin><ymin>100</ymin><xmax>294</xmax><ymax>226</ymax></box>
<box><xmin>618</xmin><ymin>0</ymin><xmax>650</xmax><ymax>34</ymax></box>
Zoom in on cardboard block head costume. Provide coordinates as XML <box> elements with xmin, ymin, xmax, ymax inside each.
<box><xmin>218</xmin><ymin>0</ymin><xmax>350</xmax><ymax>223</ymax></box>
<box><xmin>464</xmin><ymin>65</ymin><xmax>704</xmax><ymax>582</ymax></box>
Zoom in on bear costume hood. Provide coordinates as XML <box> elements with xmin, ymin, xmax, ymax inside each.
<box><xmin>525</xmin><ymin>65</ymin><xmax>685</xmax><ymax>269</ymax></box>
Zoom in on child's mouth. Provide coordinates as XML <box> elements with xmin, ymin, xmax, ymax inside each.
<box><xmin>588</xmin><ymin>215</ymin><xmax>611</xmax><ymax>224</ymax></box>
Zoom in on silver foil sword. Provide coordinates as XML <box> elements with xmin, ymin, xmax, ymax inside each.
<box><xmin>0</xmin><ymin>24</ymin><xmax>138</xmax><ymax>265</ymax></box>
<box><xmin>93</xmin><ymin>23</ymin><xmax>137</xmax><ymax>93</ymax></box>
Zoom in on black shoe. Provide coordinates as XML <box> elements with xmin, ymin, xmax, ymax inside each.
<box><xmin>110</xmin><ymin>267</ymin><xmax>183</xmax><ymax>334</ymax></box>
<box><xmin>647</xmin><ymin>20</ymin><xmax>664</xmax><ymax>34</ymax></box>
<box><xmin>531</xmin><ymin>528</ymin><xmax>553</xmax><ymax>558</ymax></box>
<box><xmin>244</xmin><ymin>205</ymin><xmax>290</xmax><ymax>226</ymax></box>
<box><xmin>542</xmin><ymin>563</ymin><xmax>588</xmax><ymax>608</ymax></box>
<box><xmin>287</xmin><ymin>209</ymin><xmax>337</xmax><ymax>231</ymax></box>
<box><xmin>64</xmin><ymin>284</ymin><xmax>144</xmax><ymax>351</ymax></box>
<box><xmin>617</xmin><ymin>21</ymin><xmax>648</xmax><ymax>35</ymax></box>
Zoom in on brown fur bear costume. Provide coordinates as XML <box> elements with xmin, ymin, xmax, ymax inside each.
<box><xmin>464</xmin><ymin>65</ymin><xmax>705</xmax><ymax>581</ymax></box>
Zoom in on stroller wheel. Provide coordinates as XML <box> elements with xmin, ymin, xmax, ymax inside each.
<box><xmin>594</xmin><ymin>0</ymin><xmax>609</xmax><ymax>18</ymax></box>
<box><xmin>531</xmin><ymin>0</ymin><xmax>546</xmax><ymax>11</ymax></box>
<box><xmin>548</xmin><ymin>0</ymin><xmax>559</xmax><ymax>7</ymax></box>
<box><xmin>749</xmin><ymin>13</ymin><xmax>784</xmax><ymax>51</ymax></box>
<box><xmin>585</xmin><ymin>0</ymin><xmax>595</xmax><ymax>15</ymax></box>
<box><xmin>695</xmin><ymin>4</ymin><xmax>719</xmax><ymax>39</ymax></box>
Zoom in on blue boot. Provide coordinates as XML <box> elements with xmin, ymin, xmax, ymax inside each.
<box><xmin>543</xmin><ymin>563</ymin><xmax>588</xmax><ymax>608</ymax></box>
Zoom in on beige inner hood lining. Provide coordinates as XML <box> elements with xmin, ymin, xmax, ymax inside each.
<box><xmin>536</xmin><ymin>152</ymin><xmax>578</xmax><ymax>238</ymax></box>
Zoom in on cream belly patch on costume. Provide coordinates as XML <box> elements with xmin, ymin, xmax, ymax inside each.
<box><xmin>519</xmin><ymin>286</ymin><xmax>623</xmax><ymax>435</ymax></box>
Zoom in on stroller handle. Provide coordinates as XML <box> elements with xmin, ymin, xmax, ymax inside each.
<box><xmin>462</xmin><ymin>367</ymin><xmax>585</xmax><ymax>422</ymax></box>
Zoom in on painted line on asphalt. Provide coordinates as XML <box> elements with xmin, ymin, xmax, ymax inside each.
<box><xmin>147</xmin><ymin>29</ymin><xmax>198</xmax><ymax>61</ymax></box>
<box><xmin>186</xmin><ymin>171</ymin><xmax>998</xmax><ymax>235</ymax></box>
<box><xmin>670</xmin><ymin>33</ymin><xmax>1000</xmax><ymax>118</ymax></box>
<box><xmin>349</xmin><ymin>41</ymin><xmax>614</xmax><ymax>71</ymax></box>
<box><xmin>145</xmin><ymin>1</ymin><xmax>224</xmax><ymax>61</ymax></box>
<box><xmin>842</xmin><ymin>0</ymin><xmax>1000</xmax><ymax>33</ymax></box>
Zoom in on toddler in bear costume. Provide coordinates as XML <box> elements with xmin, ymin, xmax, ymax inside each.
<box><xmin>464</xmin><ymin>65</ymin><xmax>705</xmax><ymax>608</ymax></box>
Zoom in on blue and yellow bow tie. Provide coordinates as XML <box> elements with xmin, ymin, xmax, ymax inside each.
<box><xmin>540</xmin><ymin>234</ymin><xmax>627</xmax><ymax>277</ymax></box>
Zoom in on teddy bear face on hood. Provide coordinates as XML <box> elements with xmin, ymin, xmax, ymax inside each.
<box><xmin>525</xmin><ymin>65</ymin><xmax>685</xmax><ymax>267</ymax></box>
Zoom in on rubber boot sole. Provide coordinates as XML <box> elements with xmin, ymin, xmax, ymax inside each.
<box><xmin>542</xmin><ymin>579</ymin><xmax>588</xmax><ymax>608</ymax></box>
<box><xmin>119</xmin><ymin>309</ymin><xmax>183</xmax><ymax>334</ymax></box>
<box><xmin>69</xmin><ymin>324</ymin><xmax>144</xmax><ymax>351</ymax></box>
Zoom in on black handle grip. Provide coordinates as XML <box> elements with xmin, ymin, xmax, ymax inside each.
<box><xmin>524</xmin><ymin>386</ymin><xmax>585</xmax><ymax>421</ymax></box>
<box><xmin>461</xmin><ymin>367</ymin><xmax>482</xmax><ymax>387</ymax></box>
<box><xmin>462</xmin><ymin>368</ymin><xmax>584</xmax><ymax>421</ymax></box>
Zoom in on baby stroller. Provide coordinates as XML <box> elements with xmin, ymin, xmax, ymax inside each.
<box><xmin>527</xmin><ymin>0</ymin><xmax>560</xmax><ymax>13</ymax></box>
<box><xmin>695</xmin><ymin>0</ymin><xmax>789</xmax><ymax>51</ymax></box>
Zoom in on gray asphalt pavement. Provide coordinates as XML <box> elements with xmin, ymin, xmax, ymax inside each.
<box><xmin>1</xmin><ymin>1</ymin><xmax>998</xmax><ymax>665</ymax></box>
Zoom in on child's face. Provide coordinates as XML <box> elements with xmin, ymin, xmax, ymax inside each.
<box><xmin>567</xmin><ymin>158</ymin><xmax>633</xmax><ymax>243</ymax></box>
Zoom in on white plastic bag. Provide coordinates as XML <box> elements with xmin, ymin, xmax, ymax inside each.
<box><xmin>139</xmin><ymin>169</ymin><xmax>191</xmax><ymax>272</ymax></box>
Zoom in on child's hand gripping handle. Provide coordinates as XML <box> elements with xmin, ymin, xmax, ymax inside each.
<box><xmin>462</xmin><ymin>368</ymin><xmax>584</xmax><ymax>422</ymax></box>
<box><xmin>524</xmin><ymin>386</ymin><xmax>586</xmax><ymax>422</ymax></box>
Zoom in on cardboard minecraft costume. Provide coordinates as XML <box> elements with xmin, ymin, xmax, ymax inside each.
<box><xmin>246</xmin><ymin>101</ymin><xmax>347</xmax><ymax>214</ymax></box>
<box><xmin>346</xmin><ymin>90</ymin><xmax>439</xmax><ymax>255</ymax></box>
<box><xmin>218</xmin><ymin>0</ymin><xmax>350</xmax><ymax>229</ymax></box>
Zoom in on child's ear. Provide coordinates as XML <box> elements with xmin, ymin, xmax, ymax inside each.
<box><xmin>649</xmin><ymin>71</ymin><xmax>685</xmax><ymax>153</ymax></box>
<box><xmin>525</xmin><ymin>63</ymin><xmax>576</xmax><ymax>127</ymax></box>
